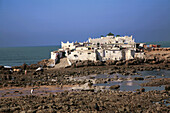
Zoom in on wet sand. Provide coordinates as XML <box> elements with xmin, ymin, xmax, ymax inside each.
<box><xmin>0</xmin><ymin>85</ymin><xmax>73</xmax><ymax>98</ymax></box>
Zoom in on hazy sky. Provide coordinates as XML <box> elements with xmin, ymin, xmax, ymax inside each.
<box><xmin>0</xmin><ymin>0</ymin><xmax>170</xmax><ymax>47</ymax></box>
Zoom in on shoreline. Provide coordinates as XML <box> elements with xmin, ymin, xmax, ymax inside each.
<box><xmin>0</xmin><ymin>50</ymin><xmax>170</xmax><ymax>112</ymax></box>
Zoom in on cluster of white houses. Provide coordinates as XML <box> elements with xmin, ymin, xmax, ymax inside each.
<box><xmin>51</xmin><ymin>33</ymin><xmax>145</xmax><ymax>64</ymax></box>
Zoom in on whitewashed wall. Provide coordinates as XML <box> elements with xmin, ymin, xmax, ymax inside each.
<box><xmin>61</xmin><ymin>41</ymin><xmax>76</xmax><ymax>50</ymax></box>
<box><xmin>67</xmin><ymin>50</ymin><xmax>97</xmax><ymax>61</ymax></box>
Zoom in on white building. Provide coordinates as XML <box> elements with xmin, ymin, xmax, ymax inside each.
<box><xmin>61</xmin><ymin>41</ymin><xmax>76</xmax><ymax>50</ymax></box>
<box><xmin>67</xmin><ymin>47</ymin><xmax>97</xmax><ymax>61</ymax></box>
<box><xmin>51</xmin><ymin>33</ymin><xmax>145</xmax><ymax>63</ymax></box>
<box><xmin>88</xmin><ymin>35</ymin><xmax>135</xmax><ymax>46</ymax></box>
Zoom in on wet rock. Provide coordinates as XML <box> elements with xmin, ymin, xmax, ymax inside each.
<box><xmin>109</xmin><ymin>85</ymin><xmax>120</xmax><ymax>89</ymax></box>
<box><xmin>134</xmin><ymin>77</ymin><xmax>144</xmax><ymax>80</ymax></box>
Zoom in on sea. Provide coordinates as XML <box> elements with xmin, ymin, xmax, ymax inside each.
<box><xmin>0</xmin><ymin>41</ymin><xmax>169</xmax><ymax>66</ymax></box>
<box><xmin>0</xmin><ymin>46</ymin><xmax>60</xmax><ymax>66</ymax></box>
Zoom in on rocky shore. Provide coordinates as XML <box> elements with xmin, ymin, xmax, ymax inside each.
<box><xmin>0</xmin><ymin>62</ymin><xmax>169</xmax><ymax>88</ymax></box>
<box><xmin>0</xmin><ymin>51</ymin><xmax>170</xmax><ymax>112</ymax></box>
<box><xmin>0</xmin><ymin>90</ymin><xmax>170</xmax><ymax>112</ymax></box>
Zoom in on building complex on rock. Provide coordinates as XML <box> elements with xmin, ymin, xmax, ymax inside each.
<box><xmin>51</xmin><ymin>33</ymin><xmax>145</xmax><ymax>65</ymax></box>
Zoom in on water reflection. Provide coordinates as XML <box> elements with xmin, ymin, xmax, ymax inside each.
<box><xmin>86</xmin><ymin>70</ymin><xmax>169</xmax><ymax>91</ymax></box>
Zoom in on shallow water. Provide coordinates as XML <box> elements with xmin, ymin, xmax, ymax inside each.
<box><xmin>138</xmin><ymin>70</ymin><xmax>170</xmax><ymax>78</ymax></box>
<box><xmin>0</xmin><ymin>86</ymin><xmax>70</xmax><ymax>98</ymax></box>
<box><xmin>75</xmin><ymin>70</ymin><xmax>170</xmax><ymax>92</ymax></box>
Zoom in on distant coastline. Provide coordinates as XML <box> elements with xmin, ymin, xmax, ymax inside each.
<box><xmin>145</xmin><ymin>41</ymin><xmax>170</xmax><ymax>47</ymax></box>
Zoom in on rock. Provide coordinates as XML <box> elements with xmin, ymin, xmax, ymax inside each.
<box><xmin>94</xmin><ymin>61</ymin><xmax>103</xmax><ymax>66</ymax></box>
<box><xmin>109</xmin><ymin>85</ymin><xmax>120</xmax><ymax>89</ymax></box>
<box><xmin>105</xmin><ymin>60</ymin><xmax>116</xmax><ymax>65</ymax></box>
<box><xmin>134</xmin><ymin>77</ymin><xmax>144</xmax><ymax>80</ymax></box>
<box><xmin>0</xmin><ymin>65</ymin><xmax>4</xmax><ymax>69</ymax></box>
<box><xmin>108</xmin><ymin>71</ymin><xmax>115</xmax><ymax>75</ymax></box>
<box><xmin>0</xmin><ymin>108</ymin><xmax>10</xmax><ymax>112</ymax></box>
<box><xmin>76</xmin><ymin>62</ymin><xmax>84</xmax><ymax>67</ymax></box>
<box><xmin>10</xmin><ymin>106</ymin><xmax>20</xmax><ymax>111</ymax></box>
<box><xmin>165</xmin><ymin>85</ymin><xmax>170</xmax><ymax>91</ymax></box>
<box><xmin>145</xmin><ymin>76</ymin><xmax>156</xmax><ymax>79</ymax></box>
<box><xmin>116</xmin><ymin>61</ymin><xmax>124</xmax><ymax>66</ymax></box>
<box><xmin>162</xmin><ymin>74</ymin><xmax>165</xmax><ymax>77</ymax></box>
<box><xmin>88</xmin><ymin>82</ymin><xmax>93</xmax><ymax>88</ymax></box>
<box><xmin>27</xmin><ymin>109</ymin><xmax>36</xmax><ymax>113</ymax></box>
<box><xmin>95</xmin><ymin>103</ymin><xmax>99</xmax><ymax>111</ymax></box>
<box><xmin>140</xmin><ymin>88</ymin><xmax>145</xmax><ymax>92</ymax></box>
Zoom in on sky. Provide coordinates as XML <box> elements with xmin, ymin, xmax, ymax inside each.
<box><xmin>0</xmin><ymin>0</ymin><xmax>170</xmax><ymax>47</ymax></box>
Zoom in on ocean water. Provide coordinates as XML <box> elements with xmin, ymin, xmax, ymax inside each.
<box><xmin>0</xmin><ymin>46</ymin><xmax>60</xmax><ymax>66</ymax></box>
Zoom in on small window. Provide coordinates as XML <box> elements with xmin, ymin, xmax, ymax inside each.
<box><xmin>69</xmin><ymin>45</ymin><xmax>70</xmax><ymax>47</ymax></box>
<box><xmin>113</xmin><ymin>51</ymin><xmax>115</xmax><ymax>53</ymax></box>
<box><xmin>116</xmin><ymin>41</ymin><xmax>118</xmax><ymax>43</ymax></box>
<box><xmin>74</xmin><ymin>55</ymin><xmax>78</xmax><ymax>57</ymax></box>
<box><xmin>88</xmin><ymin>53</ymin><xmax>91</xmax><ymax>54</ymax></box>
<box><xmin>106</xmin><ymin>51</ymin><xmax>108</xmax><ymax>53</ymax></box>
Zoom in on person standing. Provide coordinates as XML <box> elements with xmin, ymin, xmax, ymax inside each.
<box><xmin>23</xmin><ymin>63</ymin><xmax>27</xmax><ymax>75</ymax></box>
<box><xmin>31</xmin><ymin>88</ymin><xmax>34</xmax><ymax>94</ymax></box>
